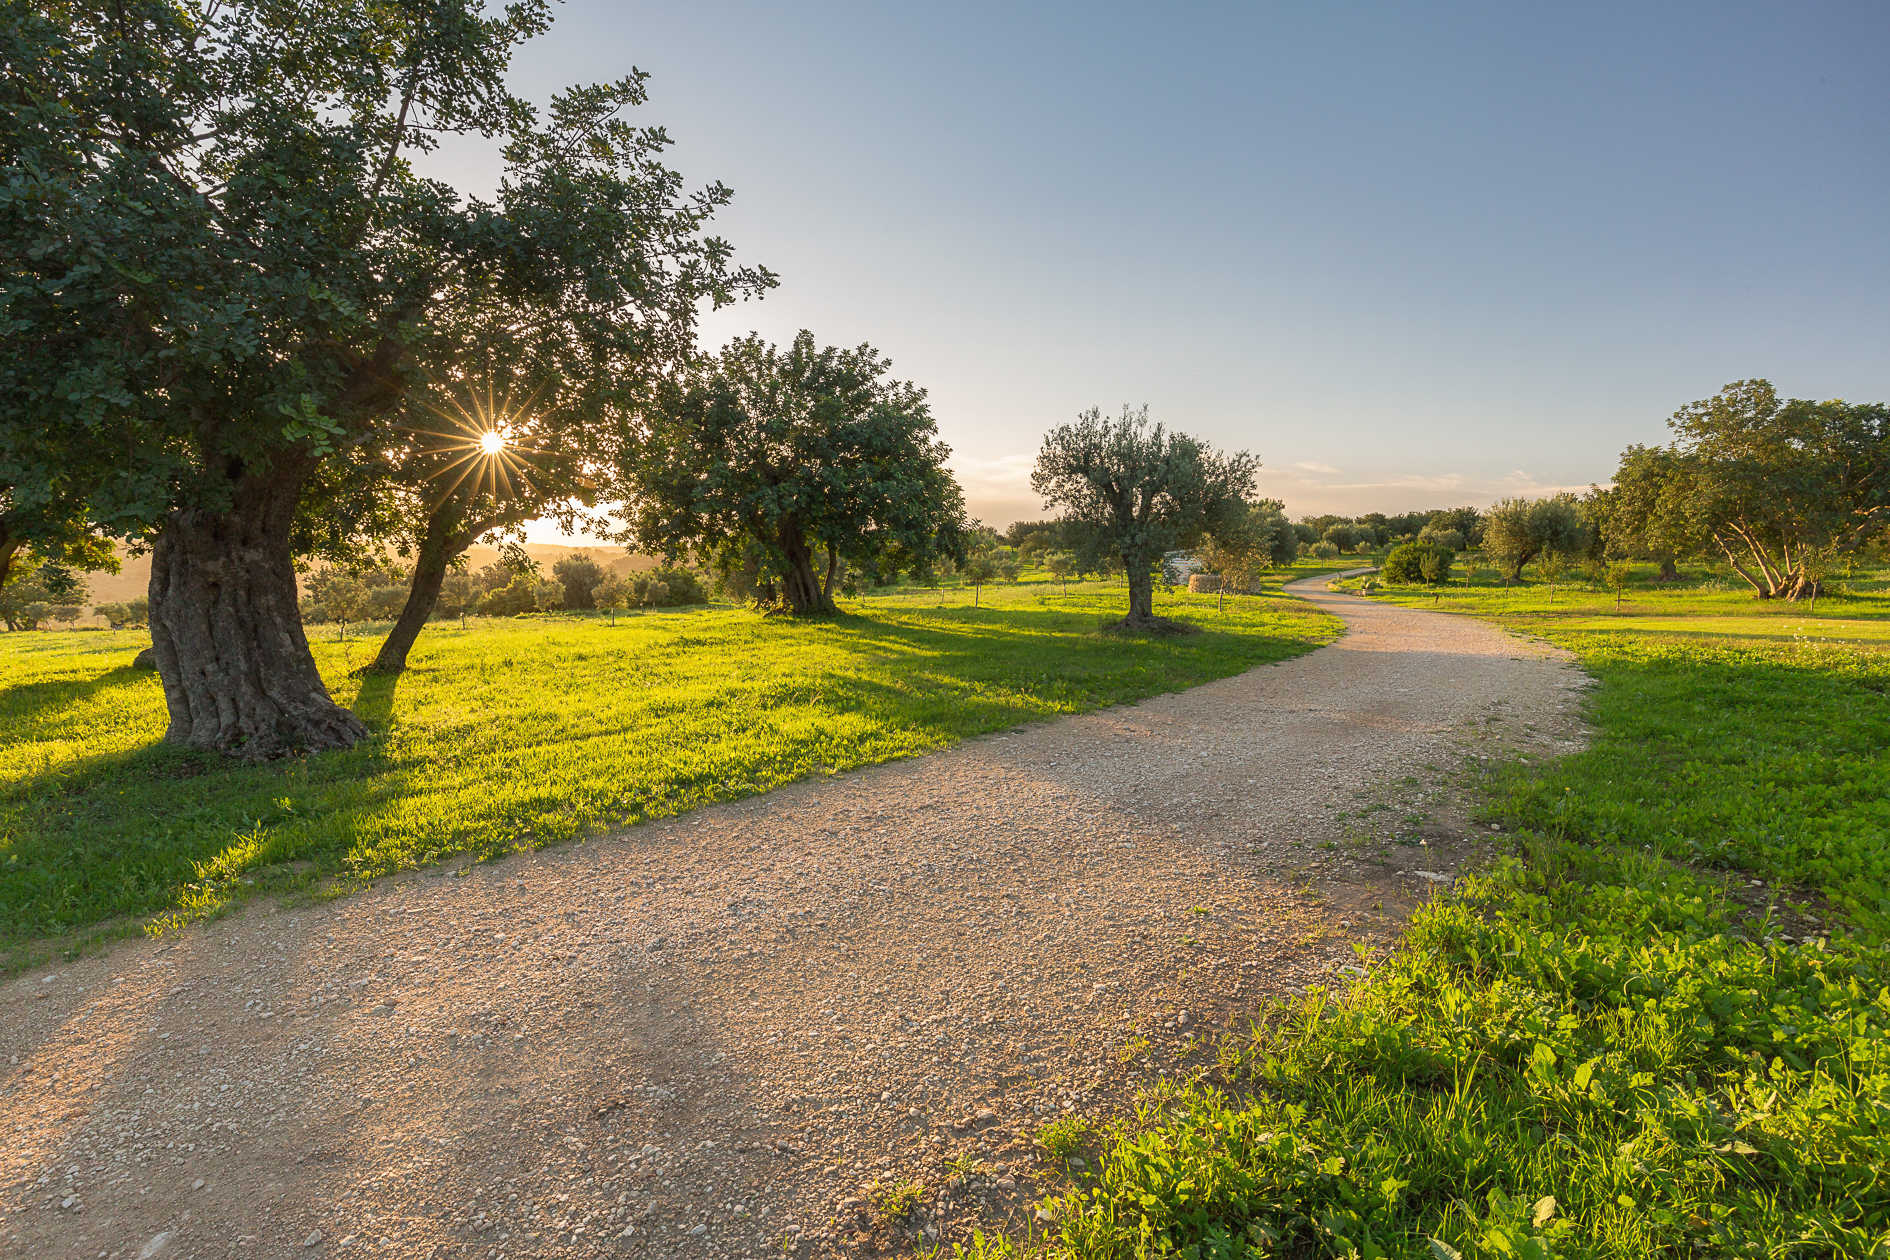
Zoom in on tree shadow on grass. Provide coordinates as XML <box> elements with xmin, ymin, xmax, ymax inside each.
<box><xmin>349</xmin><ymin>668</ymin><xmax>403</xmax><ymax>732</ymax></box>
<box><xmin>0</xmin><ymin>666</ymin><xmax>159</xmax><ymax>742</ymax></box>
<box><xmin>1</xmin><ymin>601</ymin><xmax>1329</xmax><ymax>965</ymax></box>
<box><xmin>0</xmin><ymin>733</ymin><xmax>418</xmax><ymax>960</ymax></box>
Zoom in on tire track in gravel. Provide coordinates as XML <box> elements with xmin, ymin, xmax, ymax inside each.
<box><xmin>0</xmin><ymin>574</ymin><xmax>1590</xmax><ymax>1260</ymax></box>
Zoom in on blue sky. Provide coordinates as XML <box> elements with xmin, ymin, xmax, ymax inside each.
<box><xmin>436</xmin><ymin>1</ymin><xmax>1890</xmax><ymax>530</ymax></box>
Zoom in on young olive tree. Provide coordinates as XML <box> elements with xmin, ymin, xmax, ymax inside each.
<box><xmin>1044</xmin><ymin>550</ymin><xmax>1076</xmax><ymax>594</ymax></box>
<box><xmin>1605</xmin><ymin>561</ymin><xmax>1633</xmax><ymax>611</ymax></box>
<box><xmin>1196</xmin><ymin>499</ymin><xmax>1295</xmax><ymax>608</ymax></box>
<box><xmin>961</xmin><ymin>550</ymin><xmax>999</xmax><ymax>607</ymax></box>
<box><xmin>1031</xmin><ymin>406</ymin><xmax>1257</xmax><ymax>631</ymax></box>
<box><xmin>592</xmin><ymin>573</ymin><xmax>631</xmax><ymax>625</ymax></box>
<box><xmin>4</xmin><ymin>1</ymin><xmax>769</xmax><ymax>753</ymax></box>
<box><xmin>626</xmin><ymin>332</ymin><xmax>969</xmax><ymax>615</ymax></box>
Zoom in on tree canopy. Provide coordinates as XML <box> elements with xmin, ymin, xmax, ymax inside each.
<box><xmin>626</xmin><ymin>332</ymin><xmax>969</xmax><ymax>615</ymax></box>
<box><xmin>3</xmin><ymin>0</ymin><xmax>768</xmax><ymax>749</ymax></box>
<box><xmin>1031</xmin><ymin>405</ymin><xmax>1256</xmax><ymax>630</ymax></box>
<box><xmin>1607</xmin><ymin>380</ymin><xmax>1890</xmax><ymax>600</ymax></box>
<box><xmin>1482</xmin><ymin>495</ymin><xmax>1588</xmax><ymax>582</ymax></box>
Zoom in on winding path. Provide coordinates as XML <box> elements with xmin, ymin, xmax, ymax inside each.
<box><xmin>1</xmin><ymin>576</ymin><xmax>1588</xmax><ymax>1260</ymax></box>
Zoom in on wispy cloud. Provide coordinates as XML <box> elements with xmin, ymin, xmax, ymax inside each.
<box><xmin>1291</xmin><ymin>460</ymin><xmax>1341</xmax><ymax>476</ymax></box>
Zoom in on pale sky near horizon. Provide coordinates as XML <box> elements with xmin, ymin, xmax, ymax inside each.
<box><xmin>424</xmin><ymin>1</ymin><xmax>1890</xmax><ymax>537</ymax></box>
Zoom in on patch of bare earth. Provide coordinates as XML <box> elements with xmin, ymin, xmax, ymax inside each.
<box><xmin>0</xmin><ymin>576</ymin><xmax>1588</xmax><ymax>1259</ymax></box>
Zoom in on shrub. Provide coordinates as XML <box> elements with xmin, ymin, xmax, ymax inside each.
<box><xmin>552</xmin><ymin>553</ymin><xmax>605</xmax><ymax>610</ymax></box>
<box><xmin>477</xmin><ymin>570</ymin><xmax>544</xmax><ymax>616</ymax></box>
<box><xmin>648</xmin><ymin>564</ymin><xmax>707</xmax><ymax>606</ymax></box>
<box><xmin>1309</xmin><ymin>540</ymin><xmax>1341</xmax><ymax>560</ymax></box>
<box><xmin>365</xmin><ymin>583</ymin><xmax>407</xmax><ymax>619</ymax></box>
<box><xmin>95</xmin><ymin>598</ymin><xmax>150</xmax><ymax>629</ymax></box>
<box><xmin>1382</xmin><ymin>540</ymin><xmax>1454</xmax><ymax>584</ymax></box>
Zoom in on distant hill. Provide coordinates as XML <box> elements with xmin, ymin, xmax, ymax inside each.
<box><xmin>461</xmin><ymin>542</ymin><xmax>654</xmax><ymax>578</ymax></box>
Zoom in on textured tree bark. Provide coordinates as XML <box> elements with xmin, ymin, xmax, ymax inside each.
<box><xmin>148</xmin><ymin>468</ymin><xmax>367</xmax><ymax>759</ymax></box>
<box><xmin>1107</xmin><ymin>556</ymin><xmax>1194</xmax><ymax>633</ymax></box>
<box><xmin>1775</xmin><ymin>570</ymin><xmax>1821</xmax><ymax>601</ymax></box>
<box><xmin>0</xmin><ymin>533</ymin><xmax>19</xmax><ymax>592</ymax></box>
<box><xmin>778</xmin><ymin>532</ymin><xmax>834</xmax><ymax>615</ymax></box>
<box><xmin>1122</xmin><ymin>564</ymin><xmax>1157</xmax><ymax>625</ymax></box>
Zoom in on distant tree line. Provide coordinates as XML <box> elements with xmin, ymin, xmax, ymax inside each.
<box><xmin>301</xmin><ymin>553</ymin><xmax>709</xmax><ymax>635</ymax></box>
<box><xmin>1360</xmin><ymin>380</ymin><xmax>1890</xmax><ymax>602</ymax></box>
<box><xmin>4</xmin><ymin>0</ymin><xmax>1875</xmax><ymax>768</ymax></box>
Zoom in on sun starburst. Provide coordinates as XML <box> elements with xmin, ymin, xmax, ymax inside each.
<box><xmin>397</xmin><ymin>377</ymin><xmax>557</xmax><ymax>514</ymax></box>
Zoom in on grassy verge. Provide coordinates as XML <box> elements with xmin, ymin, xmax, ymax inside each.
<box><xmin>992</xmin><ymin>570</ymin><xmax>1890</xmax><ymax>1258</ymax></box>
<box><xmin>0</xmin><ymin>579</ymin><xmax>1336</xmax><ymax>969</ymax></box>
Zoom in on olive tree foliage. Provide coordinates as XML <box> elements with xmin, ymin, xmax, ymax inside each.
<box><xmin>0</xmin><ymin>493</ymin><xmax>115</xmax><ymax>594</ymax></box>
<box><xmin>1043</xmin><ymin>550</ymin><xmax>1076</xmax><ymax>593</ymax></box>
<box><xmin>0</xmin><ymin>555</ymin><xmax>92</xmax><ymax>630</ymax></box>
<box><xmin>626</xmin><ymin>332</ymin><xmax>969</xmax><ymax>616</ymax></box>
<box><xmin>551</xmin><ymin>553</ymin><xmax>605</xmax><ymax>611</ymax></box>
<box><xmin>1196</xmin><ymin>498</ymin><xmax>1296</xmax><ymax>605</ymax></box>
<box><xmin>1422</xmin><ymin>506</ymin><xmax>1483</xmax><ymax>548</ymax></box>
<box><xmin>1482</xmin><ymin>496</ymin><xmax>1589</xmax><ymax>582</ymax></box>
<box><xmin>1609</xmin><ymin>381</ymin><xmax>1890</xmax><ymax>601</ymax></box>
<box><xmin>2</xmin><ymin>0</ymin><xmax>768</xmax><ymax>756</ymax></box>
<box><xmin>1601</xmin><ymin>446</ymin><xmax>1689</xmax><ymax>580</ymax></box>
<box><xmin>1030</xmin><ymin>406</ymin><xmax>1257</xmax><ymax>631</ymax></box>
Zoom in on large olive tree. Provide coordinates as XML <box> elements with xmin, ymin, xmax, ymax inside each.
<box><xmin>1031</xmin><ymin>406</ymin><xmax>1257</xmax><ymax>631</ymax></box>
<box><xmin>1611</xmin><ymin>381</ymin><xmax>1890</xmax><ymax>601</ymax></box>
<box><xmin>625</xmin><ymin>332</ymin><xmax>969</xmax><ymax>615</ymax></box>
<box><xmin>3</xmin><ymin>1</ymin><xmax>768</xmax><ymax>752</ymax></box>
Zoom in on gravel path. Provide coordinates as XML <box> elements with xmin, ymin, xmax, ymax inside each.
<box><xmin>1</xmin><ymin>576</ymin><xmax>1588</xmax><ymax>1260</ymax></box>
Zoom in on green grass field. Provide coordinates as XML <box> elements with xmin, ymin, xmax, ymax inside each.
<box><xmin>0</xmin><ymin>578</ymin><xmax>1337</xmax><ymax>968</ymax></box>
<box><xmin>999</xmin><ymin>567</ymin><xmax>1890</xmax><ymax>1259</ymax></box>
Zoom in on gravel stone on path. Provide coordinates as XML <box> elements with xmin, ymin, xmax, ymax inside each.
<box><xmin>0</xmin><ymin>574</ymin><xmax>1588</xmax><ymax>1258</ymax></box>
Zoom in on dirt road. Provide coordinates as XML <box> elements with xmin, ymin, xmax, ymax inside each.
<box><xmin>0</xmin><ymin>576</ymin><xmax>1588</xmax><ymax>1259</ymax></box>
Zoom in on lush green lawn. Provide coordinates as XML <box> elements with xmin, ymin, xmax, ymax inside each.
<box><xmin>0</xmin><ymin>579</ymin><xmax>1337</xmax><ymax>967</ymax></box>
<box><xmin>1000</xmin><ymin>569</ymin><xmax>1890</xmax><ymax>1259</ymax></box>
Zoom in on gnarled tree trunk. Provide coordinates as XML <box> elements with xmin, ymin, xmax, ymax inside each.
<box><xmin>1120</xmin><ymin>563</ymin><xmax>1158</xmax><ymax>627</ymax></box>
<box><xmin>1108</xmin><ymin>554</ymin><xmax>1195</xmax><ymax>634</ymax></box>
<box><xmin>778</xmin><ymin>531</ymin><xmax>834</xmax><ymax>615</ymax></box>
<box><xmin>148</xmin><ymin>466</ymin><xmax>367</xmax><ymax>760</ymax></box>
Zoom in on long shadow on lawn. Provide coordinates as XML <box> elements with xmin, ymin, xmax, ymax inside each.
<box><xmin>1</xmin><ymin>600</ymin><xmax>1325</xmax><ymax>960</ymax></box>
<box><xmin>0</xmin><ymin>666</ymin><xmax>159</xmax><ymax>742</ymax></box>
<box><xmin>351</xmin><ymin>668</ymin><xmax>403</xmax><ymax>731</ymax></box>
